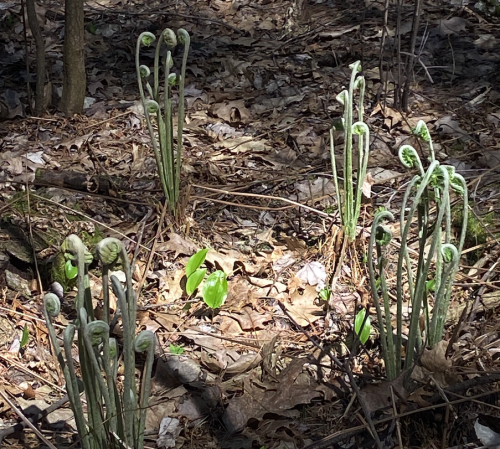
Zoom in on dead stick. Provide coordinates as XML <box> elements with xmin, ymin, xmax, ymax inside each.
<box><xmin>0</xmin><ymin>390</ymin><xmax>69</xmax><ymax>447</ymax></box>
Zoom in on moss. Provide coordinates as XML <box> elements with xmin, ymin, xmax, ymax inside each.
<box><xmin>452</xmin><ymin>205</ymin><xmax>495</xmax><ymax>264</ymax></box>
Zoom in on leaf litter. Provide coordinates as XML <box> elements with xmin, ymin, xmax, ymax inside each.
<box><xmin>1</xmin><ymin>0</ymin><xmax>500</xmax><ymax>448</ymax></box>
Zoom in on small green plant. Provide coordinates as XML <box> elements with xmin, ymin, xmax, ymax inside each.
<box><xmin>319</xmin><ymin>287</ymin><xmax>331</xmax><ymax>302</ymax></box>
<box><xmin>169</xmin><ymin>344</ymin><xmax>185</xmax><ymax>355</ymax></box>
<box><xmin>330</xmin><ymin>61</ymin><xmax>370</xmax><ymax>242</ymax></box>
<box><xmin>368</xmin><ymin>120</ymin><xmax>467</xmax><ymax>380</ymax></box>
<box><xmin>185</xmin><ymin>248</ymin><xmax>208</xmax><ymax>295</ymax></box>
<box><xmin>354</xmin><ymin>309</ymin><xmax>371</xmax><ymax>345</ymax></box>
<box><xmin>136</xmin><ymin>28</ymin><xmax>190</xmax><ymax>215</ymax></box>
<box><xmin>203</xmin><ymin>271</ymin><xmax>228</xmax><ymax>309</ymax></box>
<box><xmin>44</xmin><ymin>235</ymin><xmax>154</xmax><ymax>449</ymax></box>
<box><xmin>20</xmin><ymin>324</ymin><xmax>29</xmax><ymax>349</ymax></box>
<box><xmin>185</xmin><ymin>249</ymin><xmax>228</xmax><ymax>309</ymax></box>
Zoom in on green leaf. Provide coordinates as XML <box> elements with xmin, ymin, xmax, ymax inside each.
<box><xmin>354</xmin><ymin>309</ymin><xmax>371</xmax><ymax>345</ymax></box>
<box><xmin>169</xmin><ymin>344</ymin><xmax>184</xmax><ymax>355</ymax></box>
<box><xmin>20</xmin><ymin>324</ymin><xmax>29</xmax><ymax>348</ymax></box>
<box><xmin>360</xmin><ymin>316</ymin><xmax>371</xmax><ymax>344</ymax></box>
<box><xmin>168</xmin><ymin>73</ymin><xmax>178</xmax><ymax>86</ymax></box>
<box><xmin>186</xmin><ymin>268</ymin><xmax>206</xmax><ymax>295</ymax></box>
<box><xmin>442</xmin><ymin>244</ymin><xmax>457</xmax><ymax>264</ymax></box>
<box><xmin>140</xmin><ymin>32</ymin><xmax>156</xmax><ymax>46</ymax></box>
<box><xmin>186</xmin><ymin>249</ymin><xmax>209</xmax><ymax>278</ymax></box>
<box><xmin>426</xmin><ymin>279</ymin><xmax>436</xmax><ymax>293</ymax></box>
<box><xmin>319</xmin><ymin>288</ymin><xmax>331</xmax><ymax>302</ymax></box>
<box><xmin>64</xmin><ymin>260</ymin><xmax>78</xmax><ymax>280</ymax></box>
<box><xmin>354</xmin><ymin>309</ymin><xmax>365</xmax><ymax>335</ymax></box>
<box><xmin>202</xmin><ymin>271</ymin><xmax>228</xmax><ymax>309</ymax></box>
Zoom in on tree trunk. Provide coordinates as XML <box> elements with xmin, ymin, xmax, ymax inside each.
<box><xmin>25</xmin><ymin>0</ymin><xmax>46</xmax><ymax>116</ymax></box>
<box><xmin>60</xmin><ymin>0</ymin><xmax>85</xmax><ymax>116</ymax></box>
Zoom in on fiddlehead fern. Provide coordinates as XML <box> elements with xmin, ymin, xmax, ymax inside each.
<box><xmin>110</xmin><ymin>275</ymin><xmax>136</xmax><ymax>445</ymax></box>
<box><xmin>134</xmin><ymin>331</ymin><xmax>156</xmax><ymax>449</ymax></box>
<box><xmin>429</xmin><ymin>244</ymin><xmax>459</xmax><ymax>345</ymax></box>
<box><xmin>135</xmin><ymin>27</ymin><xmax>190</xmax><ymax>214</ymax></box>
<box><xmin>399</xmin><ymin>145</ymin><xmax>425</xmax><ymax>176</ymax></box>
<box><xmin>63</xmin><ymin>324</ymin><xmax>91</xmax><ymax>449</ymax></box>
<box><xmin>43</xmin><ymin>294</ymin><xmax>91</xmax><ymax>449</ymax></box>
<box><xmin>83</xmin><ymin>319</ymin><xmax>116</xmax><ymax>433</ymax></box>
<box><xmin>61</xmin><ymin>235</ymin><xmax>93</xmax><ymax>318</ymax></box>
<box><xmin>45</xmin><ymin>235</ymin><xmax>150</xmax><ymax>449</ymax></box>
<box><xmin>368</xmin><ymin>211</ymin><xmax>397</xmax><ymax>380</ymax></box>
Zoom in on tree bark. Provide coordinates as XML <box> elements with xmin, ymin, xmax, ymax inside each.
<box><xmin>60</xmin><ymin>0</ymin><xmax>86</xmax><ymax>116</ymax></box>
<box><xmin>25</xmin><ymin>0</ymin><xmax>46</xmax><ymax>116</ymax></box>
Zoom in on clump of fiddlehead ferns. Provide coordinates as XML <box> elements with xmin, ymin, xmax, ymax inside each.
<box><xmin>136</xmin><ymin>28</ymin><xmax>191</xmax><ymax>215</ymax></box>
<box><xmin>368</xmin><ymin>120</ymin><xmax>468</xmax><ymax>380</ymax></box>
<box><xmin>43</xmin><ymin>235</ymin><xmax>155</xmax><ymax>449</ymax></box>
<box><xmin>330</xmin><ymin>61</ymin><xmax>370</xmax><ymax>242</ymax></box>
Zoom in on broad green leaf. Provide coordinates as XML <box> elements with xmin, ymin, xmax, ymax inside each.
<box><xmin>186</xmin><ymin>268</ymin><xmax>206</xmax><ymax>295</ymax></box>
<box><xmin>202</xmin><ymin>271</ymin><xmax>228</xmax><ymax>309</ymax></box>
<box><xmin>65</xmin><ymin>260</ymin><xmax>78</xmax><ymax>280</ymax></box>
<box><xmin>354</xmin><ymin>309</ymin><xmax>371</xmax><ymax>345</ymax></box>
<box><xmin>426</xmin><ymin>279</ymin><xmax>436</xmax><ymax>292</ymax></box>
<box><xmin>20</xmin><ymin>324</ymin><xmax>29</xmax><ymax>348</ymax></box>
<box><xmin>186</xmin><ymin>249</ymin><xmax>208</xmax><ymax>278</ymax></box>
<box><xmin>360</xmin><ymin>316</ymin><xmax>371</xmax><ymax>344</ymax></box>
<box><xmin>354</xmin><ymin>309</ymin><xmax>366</xmax><ymax>335</ymax></box>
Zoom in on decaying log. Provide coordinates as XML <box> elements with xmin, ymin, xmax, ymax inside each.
<box><xmin>34</xmin><ymin>168</ymin><xmax>128</xmax><ymax>196</ymax></box>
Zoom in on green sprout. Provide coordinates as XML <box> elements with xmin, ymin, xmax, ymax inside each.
<box><xmin>185</xmin><ymin>249</ymin><xmax>228</xmax><ymax>309</ymax></box>
<box><xmin>354</xmin><ymin>309</ymin><xmax>371</xmax><ymax>345</ymax></box>
<box><xmin>169</xmin><ymin>344</ymin><xmax>185</xmax><ymax>355</ymax></box>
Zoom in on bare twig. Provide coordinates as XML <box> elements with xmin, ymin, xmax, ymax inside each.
<box><xmin>192</xmin><ymin>184</ymin><xmax>334</xmax><ymax>219</ymax></box>
<box><xmin>0</xmin><ymin>389</ymin><xmax>61</xmax><ymax>449</ymax></box>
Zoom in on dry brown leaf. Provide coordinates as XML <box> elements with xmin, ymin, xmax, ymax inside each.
<box><xmin>156</xmin><ymin>232</ymin><xmax>198</xmax><ymax>259</ymax></box>
<box><xmin>232</xmin><ymin>306</ymin><xmax>272</xmax><ymax>331</ymax></box>
<box><xmin>154</xmin><ymin>313</ymin><xmax>180</xmax><ymax>332</ymax></box>
<box><xmin>411</xmin><ymin>340</ymin><xmax>457</xmax><ymax>388</ymax></box>
<box><xmin>359</xmin><ymin>372</ymin><xmax>408</xmax><ymax>414</ymax></box>
<box><xmin>286</xmin><ymin>285</ymin><xmax>323</xmax><ymax>326</ymax></box>
<box><xmin>222</xmin><ymin>358</ymin><xmax>323</xmax><ymax>433</ymax></box>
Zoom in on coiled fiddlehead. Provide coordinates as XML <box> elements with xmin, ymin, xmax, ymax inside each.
<box><xmin>134</xmin><ymin>331</ymin><xmax>156</xmax><ymax>449</ymax></box>
<box><xmin>110</xmin><ymin>274</ymin><xmax>136</xmax><ymax>445</ymax></box>
<box><xmin>61</xmin><ymin>235</ymin><xmax>93</xmax><ymax>318</ymax></box>
<box><xmin>368</xmin><ymin>211</ymin><xmax>396</xmax><ymax>380</ymax></box>
<box><xmin>43</xmin><ymin>294</ymin><xmax>91</xmax><ymax>449</ymax></box>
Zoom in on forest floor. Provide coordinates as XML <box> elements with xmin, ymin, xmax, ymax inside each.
<box><xmin>0</xmin><ymin>0</ymin><xmax>500</xmax><ymax>448</ymax></box>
